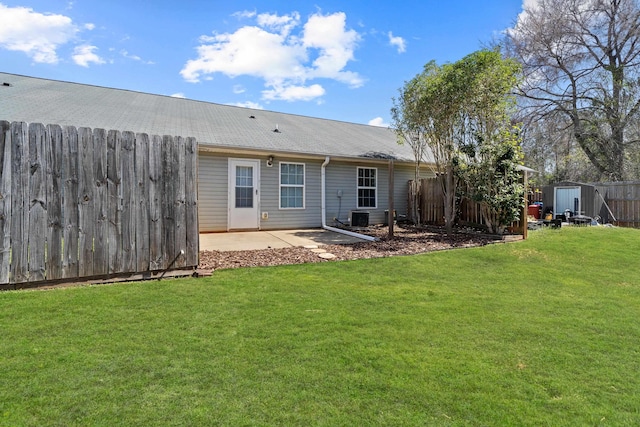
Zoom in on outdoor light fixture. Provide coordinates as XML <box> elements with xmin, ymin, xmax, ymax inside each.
<box><xmin>267</xmin><ymin>156</ymin><xmax>274</xmax><ymax>167</ymax></box>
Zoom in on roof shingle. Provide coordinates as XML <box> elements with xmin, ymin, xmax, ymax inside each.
<box><xmin>0</xmin><ymin>72</ymin><xmax>423</xmax><ymax>162</ymax></box>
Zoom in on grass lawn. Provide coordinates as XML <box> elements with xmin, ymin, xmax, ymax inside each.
<box><xmin>1</xmin><ymin>227</ymin><xmax>639</xmax><ymax>426</ymax></box>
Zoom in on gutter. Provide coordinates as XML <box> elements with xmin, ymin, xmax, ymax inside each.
<box><xmin>321</xmin><ymin>156</ymin><xmax>377</xmax><ymax>242</ymax></box>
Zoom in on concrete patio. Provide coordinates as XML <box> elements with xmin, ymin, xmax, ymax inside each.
<box><xmin>199</xmin><ymin>229</ymin><xmax>369</xmax><ymax>252</ymax></box>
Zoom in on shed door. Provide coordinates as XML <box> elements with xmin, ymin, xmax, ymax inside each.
<box><xmin>228</xmin><ymin>159</ymin><xmax>260</xmax><ymax>230</ymax></box>
<box><xmin>555</xmin><ymin>186</ymin><xmax>581</xmax><ymax>216</ymax></box>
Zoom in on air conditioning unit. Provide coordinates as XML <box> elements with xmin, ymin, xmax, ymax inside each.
<box><xmin>350</xmin><ymin>211</ymin><xmax>370</xmax><ymax>227</ymax></box>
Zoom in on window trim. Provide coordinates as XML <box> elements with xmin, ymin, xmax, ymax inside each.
<box><xmin>356</xmin><ymin>166</ymin><xmax>377</xmax><ymax>209</ymax></box>
<box><xmin>279</xmin><ymin>161</ymin><xmax>306</xmax><ymax>210</ymax></box>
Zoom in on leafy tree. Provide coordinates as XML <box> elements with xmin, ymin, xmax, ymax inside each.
<box><xmin>453</xmin><ymin>50</ymin><xmax>525</xmax><ymax>234</ymax></box>
<box><xmin>392</xmin><ymin>50</ymin><xmax>525</xmax><ymax>234</ymax></box>
<box><xmin>390</xmin><ymin>69</ymin><xmax>434</xmax><ymax>224</ymax></box>
<box><xmin>505</xmin><ymin>0</ymin><xmax>640</xmax><ymax>181</ymax></box>
<box><xmin>392</xmin><ymin>61</ymin><xmax>463</xmax><ymax>234</ymax></box>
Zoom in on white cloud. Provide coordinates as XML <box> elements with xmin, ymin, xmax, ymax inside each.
<box><xmin>257</xmin><ymin>12</ymin><xmax>300</xmax><ymax>36</ymax></box>
<box><xmin>121</xmin><ymin>49</ymin><xmax>154</xmax><ymax>64</ymax></box>
<box><xmin>72</xmin><ymin>44</ymin><xmax>105</xmax><ymax>67</ymax></box>
<box><xmin>368</xmin><ymin>117</ymin><xmax>389</xmax><ymax>127</ymax></box>
<box><xmin>262</xmin><ymin>84</ymin><xmax>325</xmax><ymax>102</ymax></box>
<box><xmin>84</xmin><ymin>23</ymin><xmax>95</xmax><ymax>30</ymax></box>
<box><xmin>302</xmin><ymin>12</ymin><xmax>363</xmax><ymax>87</ymax></box>
<box><xmin>182</xmin><ymin>25</ymin><xmax>307</xmax><ymax>84</ymax></box>
<box><xmin>0</xmin><ymin>4</ymin><xmax>78</xmax><ymax>63</ymax></box>
<box><xmin>232</xmin><ymin>10</ymin><xmax>256</xmax><ymax>19</ymax></box>
<box><xmin>180</xmin><ymin>10</ymin><xmax>363</xmax><ymax>102</ymax></box>
<box><xmin>230</xmin><ymin>101</ymin><xmax>264</xmax><ymax>109</ymax></box>
<box><xmin>233</xmin><ymin>84</ymin><xmax>246</xmax><ymax>94</ymax></box>
<box><xmin>511</xmin><ymin>0</ymin><xmax>548</xmax><ymax>31</ymax></box>
<box><xmin>388</xmin><ymin>31</ymin><xmax>406</xmax><ymax>53</ymax></box>
<box><xmin>170</xmin><ymin>92</ymin><xmax>186</xmax><ymax>98</ymax></box>
<box><xmin>121</xmin><ymin>50</ymin><xmax>141</xmax><ymax>61</ymax></box>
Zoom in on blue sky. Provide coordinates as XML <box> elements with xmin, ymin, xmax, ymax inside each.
<box><xmin>0</xmin><ymin>0</ymin><xmax>525</xmax><ymax>126</ymax></box>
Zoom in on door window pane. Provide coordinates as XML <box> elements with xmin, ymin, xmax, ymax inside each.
<box><xmin>235</xmin><ymin>166</ymin><xmax>253</xmax><ymax>208</ymax></box>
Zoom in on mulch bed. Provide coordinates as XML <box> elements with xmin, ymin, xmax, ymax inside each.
<box><xmin>198</xmin><ymin>224</ymin><xmax>510</xmax><ymax>271</ymax></box>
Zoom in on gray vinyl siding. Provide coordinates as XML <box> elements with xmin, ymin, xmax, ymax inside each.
<box><xmin>259</xmin><ymin>158</ymin><xmax>323</xmax><ymax>230</ymax></box>
<box><xmin>198</xmin><ymin>151</ymin><xmax>423</xmax><ymax>232</ymax></box>
<box><xmin>325</xmin><ymin>161</ymin><xmax>389</xmax><ymax>225</ymax></box>
<box><xmin>198</xmin><ymin>153</ymin><xmax>229</xmax><ymax>232</ymax></box>
<box><xmin>393</xmin><ymin>163</ymin><xmax>434</xmax><ymax>220</ymax></box>
<box><xmin>325</xmin><ymin>161</ymin><xmax>420</xmax><ymax>226</ymax></box>
<box><xmin>198</xmin><ymin>152</ymin><xmax>324</xmax><ymax>231</ymax></box>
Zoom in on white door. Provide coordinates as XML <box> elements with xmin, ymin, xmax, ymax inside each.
<box><xmin>555</xmin><ymin>186</ymin><xmax>581</xmax><ymax>216</ymax></box>
<box><xmin>228</xmin><ymin>159</ymin><xmax>260</xmax><ymax>230</ymax></box>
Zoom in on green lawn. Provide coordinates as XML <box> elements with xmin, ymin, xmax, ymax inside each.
<box><xmin>1</xmin><ymin>227</ymin><xmax>639</xmax><ymax>426</ymax></box>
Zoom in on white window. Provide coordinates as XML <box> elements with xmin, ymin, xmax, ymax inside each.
<box><xmin>280</xmin><ymin>162</ymin><xmax>305</xmax><ymax>209</ymax></box>
<box><xmin>357</xmin><ymin>167</ymin><xmax>377</xmax><ymax>208</ymax></box>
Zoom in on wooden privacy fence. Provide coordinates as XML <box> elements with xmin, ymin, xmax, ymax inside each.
<box><xmin>596</xmin><ymin>182</ymin><xmax>640</xmax><ymax>228</ymax></box>
<box><xmin>413</xmin><ymin>178</ymin><xmax>484</xmax><ymax>226</ymax></box>
<box><xmin>411</xmin><ymin>177</ymin><xmax>523</xmax><ymax>232</ymax></box>
<box><xmin>0</xmin><ymin>121</ymin><xmax>198</xmax><ymax>288</ymax></box>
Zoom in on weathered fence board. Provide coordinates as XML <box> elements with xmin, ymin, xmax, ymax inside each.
<box><xmin>78</xmin><ymin>127</ymin><xmax>95</xmax><ymax>277</ymax></box>
<box><xmin>0</xmin><ymin>121</ymin><xmax>11</xmax><ymax>284</ymax></box>
<box><xmin>135</xmin><ymin>133</ymin><xmax>150</xmax><ymax>273</ymax></box>
<box><xmin>0</xmin><ymin>121</ymin><xmax>198</xmax><ymax>287</ymax></box>
<box><xmin>174</xmin><ymin>136</ymin><xmax>187</xmax><ymax>269</ymax></box>
<box><xmin>148</xmin><ymin>135</ymin><xmax>163</xmax><ymax>271</ymax></box>
<box><xmin>121</xmin><ymin>131</ymin><xmax>136</xmax><ymax>273</ymax></box>
<box><xmin>107</xmin><ymin>130</ymin><xmax>122</xmax><ymax>274</ymax></box>
<box><xmin>162</xmin><ymin>136</ymin><xmax>175</xmax><ymax>270</ymax></box>
<box><xmin>11</xmin><ymin>122</ymin><xmax>29</xmax><ymax>283</ymax></box>
<box><xmin>93</xmin><ymin>128</ymin><xmax>109</xmax><ymax>276</ymax></box>
<box><xmin>185</xmin><ymin>137</ymin><xmax>199</xmax><ymax>267</ymax></box>
<box><xmin>28</xmin><ymin>123</ymin><xmax>48</xmax><ymax>282</ymax></box>
<box><xmin>62</xmin><ymin>126</ymin><xmax>79</xmax><ymax>279</ymax></box>
<box><xmin>46</xmin><ymin>124</ymin><xmax>64</xmax><ymax>280</ymax></box>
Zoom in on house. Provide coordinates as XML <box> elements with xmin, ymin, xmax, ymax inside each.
<box><xmin>0</xmin><ymin>72</ymin><xmax>432</xmax><ymax>233</ymax></box>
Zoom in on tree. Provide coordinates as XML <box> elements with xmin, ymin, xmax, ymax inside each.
<box><xmin>390</xmin><ymin>70</ymin><xmax>433</xmax><ymax>224</ymax></box>
<box><xmin>391</xmin><ymin>61</ymin><xmax>463</xmax><ymax>234</ymax></box>
<box><xmin>453</xmin><ymin>50</ymin><xmax>525</xmax><ymax>234</ymax></box>
<box><xmin>392</xmin><ymin>50</ymin><xmax>525</xmax><ymax>235</ymax></box>
<box><xmin>519</xmin><ymin>113</ymin><xmax>602</xmax><ymax>183</ymax></box>
<box><xmin>505</xmin><ymin>0</ymin><xmax>640</xmax><ymax>181</ymax></box>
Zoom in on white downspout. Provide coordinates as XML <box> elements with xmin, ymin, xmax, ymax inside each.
<box><xmin>321</xmin><ymin>156</ymin><xmax>377</xmax><ymax>242</ymax></box>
